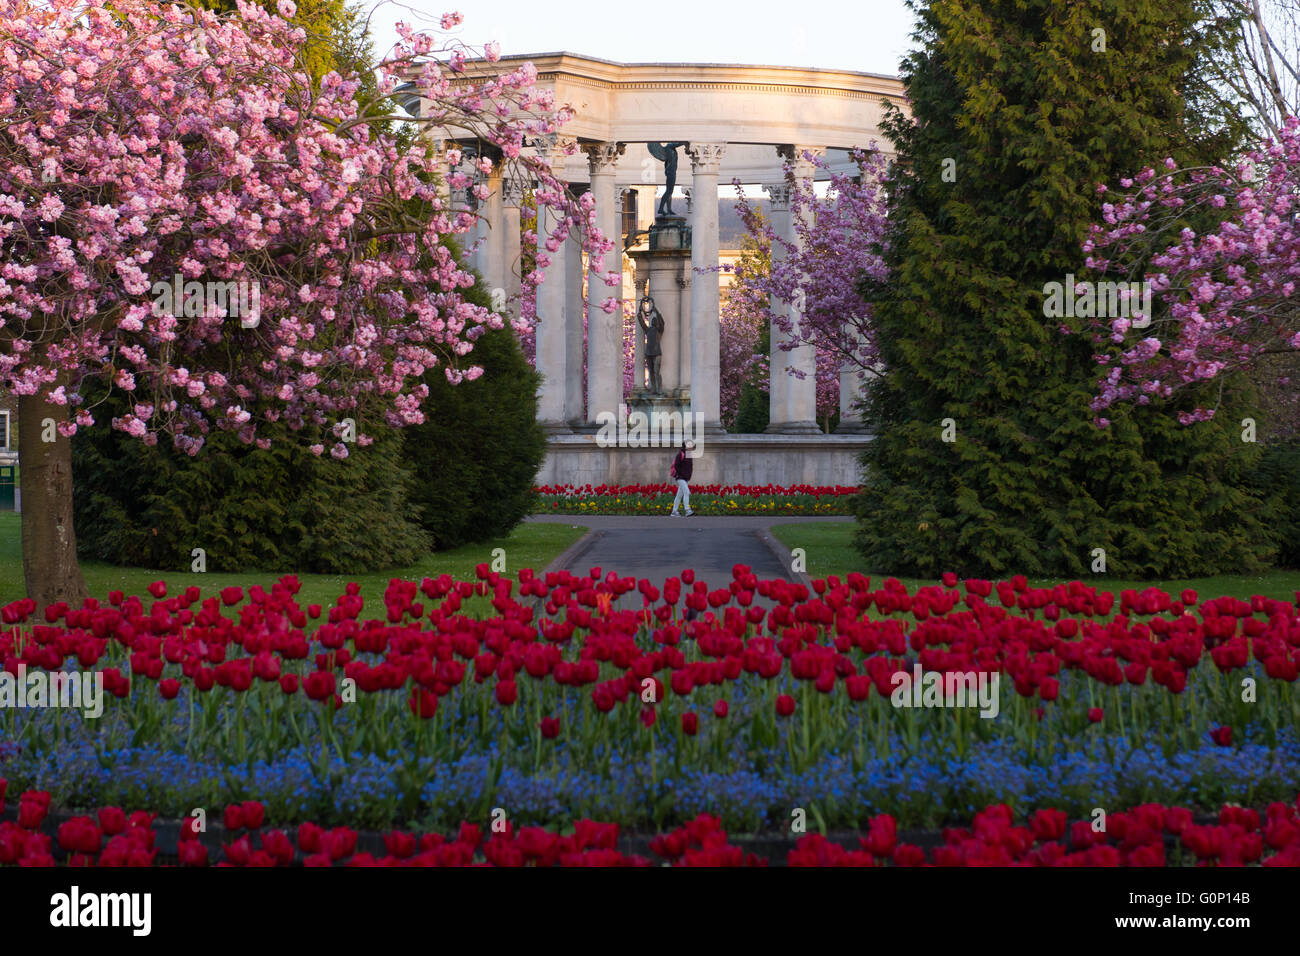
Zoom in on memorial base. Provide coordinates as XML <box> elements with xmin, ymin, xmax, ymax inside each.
<box><xmin>536</xmin><ymin>432</ymin><xmax>870</xmax><ymax>487</ymax></box>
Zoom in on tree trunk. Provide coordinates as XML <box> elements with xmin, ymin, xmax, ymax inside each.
<box><xmin>18</xmin><ymin>386</ymin><xmax>88</xmax><ymax>609</ymax></box>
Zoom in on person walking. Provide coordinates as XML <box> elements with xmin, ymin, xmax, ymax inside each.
<box><xmin>670</xmin><ymin>440</ymin><xmax>694</xmax><ymax>517</ymax></box>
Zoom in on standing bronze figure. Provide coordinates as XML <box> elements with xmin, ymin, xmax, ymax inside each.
<box><xmin>637</xmin><ymin>294</ymin><xmax>666</xmax><ymax>393</ymax></box>
<box><xmin>647</xmin><ymin>142</ymin><xmax>688</xmax><ymax>218</ymax></box>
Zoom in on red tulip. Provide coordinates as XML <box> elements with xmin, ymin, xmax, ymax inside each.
<box><xmin>776</xmin><ymin>694</ymin><xmax>795</xmax><ymax>717</ymax></box>
<box><xmin>1030</xmin><ymin>808</ymin><xmax>1067</xmax><ymax>842</ymax></box>
<box><xmin>18</xmin><ymin>793</ymin><xmax>49</xmax><ymax>830</ymax></box>
<box><xmin>241</xmin><ymin>801</ymin><xmax>265</xmax><ymax>829</ymax></box>
<box><xmin>57</xmin><ymin>818</ymin><xmax>101</xmax><ymax>855</ymax></box>
<box><xmin>178</xmin><ymin>840</ymin><xmax>208</xmax><ymax>866</ymax></box>
<box><xmin>260</xmin><ymin>829</ymin><xmax>294</xmax><ymax>865</ymax></box>
<box><xmin>323</xmin><ymin>827</ymin><xmax>358</xmax><ymax>861</ymax></box>
<box><xmin>495</xmin><ymin>680</ymin><xmax>518</xmax><ymax>706</ymax></box>
<box><xmin>304</xmin><ymin>670</ymin><xmax>334</xmax><ymax>701</ymax></box>
<box><xmin>409</xmin><ymin>688</ymin><xmax>438</xmax><ymax>719</ymax></box>
<box><xmin>864</xmin><ymin>815</ymin><xmax>897</xmax><ymax>857</ymax></box>
<box><xmin>98</xmin><ymin>806</ymin><xmax>127</xmax><ymax>836</ymax></box>
<box><xmin>297</xmin><ymin>822</ymin><xmax>323</xmax><ymax>853</ymax></box>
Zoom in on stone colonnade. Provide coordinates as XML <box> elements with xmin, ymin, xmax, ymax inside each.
<box><xmin>458</xmin><ymin>138</ymin><xmax>864</xmax><ymax>434</ymax></box>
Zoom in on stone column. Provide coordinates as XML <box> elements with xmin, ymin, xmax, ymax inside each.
<box><xmin>585</xmin><ymin>142</ymin><xmax>625</xmax><ymax>424</ymax></box>
<box><xmin>763</xmin><ymin>181</ymin><xmax>793</xmax><ymax>432</ymax></box>
<box><xmin>565</xmin><ymin>220</ymin><xmax>585</xmax><ymax>424</ymax></box>
<box><xmin>481</xmin><ymin>164</ymin><xmax>505</xmax><ymax>300</ymax></box>
<box><xmin>432</xmin><ymin>137</ymin><xmax>452</xmax><ymax>209</ymax></box>
<box><xmin>533</xmin><ymin>137</ymin><xmax>574</xmax><ymax>432</ymax></box>
<box><xmin>635</xmin><ymin>185</ymin><xmax>656</xmax><ymax>232</ymax></box>
<box><xmin>648</xmin><ymin>255</ymin><xmax>686</xmax><ymax>395</ymax></box>
<box><xmin>501</xmin><ymin>180</ymin><xmax>523</xmax><ymax>319</ymax></box>
<box><xmin>687</xmin><ymin>142</ymin><xmax>726</xmax><ymax>431</ymax></box>
<box><xmin>769</xmin><ymin>144</ymin><xmax>824</xmax><ymax>434</ymax></box>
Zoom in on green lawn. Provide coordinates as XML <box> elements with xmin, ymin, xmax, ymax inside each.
<box><xmin>0</xmin><ymin>512</ymin><xmax>587</xmax><ymax>612</ymax></box>
<box><xmin>771</xmin><ymin>521</ymin><xmax>1300</xmax><ymax>601</ymax></box>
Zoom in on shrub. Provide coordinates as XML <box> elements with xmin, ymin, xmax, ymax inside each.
<box><xmin>72</xmin><ymin>396</ymin><xmax>429</xmax><ymax>574</ymax></box>
<box><xmin>404</xmin><ymin>325</ymin><xmax>546</xmax><ymax>549</ymax></box>
<box><xmin>1253</xmin><ymin>440</ymin><xmax>1300</xmax><ymax>569</ymax></box>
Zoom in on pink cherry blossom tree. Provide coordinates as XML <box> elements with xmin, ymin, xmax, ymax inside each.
<box><xmin>727</xmin><ymin>147</ymin><xmax>891</xmax><ymax>375</ymax></box>
<box><xmin>0</xmin><ymin>0</ymin><xmax>612</xmax><ymax>605</ymax></box>
<box><xmin>1082</xmin><ymin>115</ymin><xmax>1300</xmax><ymax>425</ymax></box>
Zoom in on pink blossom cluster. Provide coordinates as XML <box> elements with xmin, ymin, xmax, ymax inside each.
<box><xmin>0</xmin><ymin>0</ymin><xmax>612</xmax><ymax>453</ymax></box>
<box><xmin>1083</xmin><ymin>116</ymin><xmax>1300</xmax><ymax>424</ymax></box>
<box><xmin>718</xmin><ymin>245</ymin><xmax>771</xmax><ymax>421</ymax></box>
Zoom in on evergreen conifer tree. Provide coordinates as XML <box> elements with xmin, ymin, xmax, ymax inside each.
<box><xmin>854</xmin><ymin>0</ymin><xmax>1270</xmax><ymax>578</ymax></box>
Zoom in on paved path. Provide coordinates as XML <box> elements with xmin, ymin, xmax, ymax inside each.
<box><xmin>526</xmin><ymin>514</ymin><xmax>852</xmax><ymax>589</ymax></box>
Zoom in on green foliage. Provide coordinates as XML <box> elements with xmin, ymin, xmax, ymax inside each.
<box><xmin>733</xmin><ymin>380</ymin><xmax>770</xmax><ymax>433</ymax></box>
<box><xmin>1252</xmin><ymin>441</ymin><xmax>1300</xmax><ymax>569</ymax></box>
<box><xmin>72</xmin><ymin>404</ymin><xmax>429</xmax><ymax>574</ymax></box>
<box><xmin>404</xmin><ymin>324</ymin><xmax>546</xmax><ymax>549</ymax></box>
<box><xmin>853</xmin><ymin>0</ymin><xmax>1272</xmax><ymax>579</ymax></box>
<box><xmin>72</xmin><ymin>285</ymin><xmax>545</xmax><ymax>568</ymax></box>
<box><xmin>732</xmin><ymin>317</ymin><xmax>771</xmax><ymax>433</ymax></box>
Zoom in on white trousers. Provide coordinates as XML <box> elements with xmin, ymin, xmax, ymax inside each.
<box><xmin>672</xmin><ymin>479</ymin><xmax>691</xmax><ymax>514</ymax></box>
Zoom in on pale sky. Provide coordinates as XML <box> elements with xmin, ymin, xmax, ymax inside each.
<box><xmin>362</xmin><ymin>0</ymin><xmax>916</xmax><ymax>77</ymax></box>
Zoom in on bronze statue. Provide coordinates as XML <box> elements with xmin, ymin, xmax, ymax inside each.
<box><xmin>637</xmin><ymin>293</ymin><xmax>666</xmax><ymax>393</ymax></box>
<box><xmin>647</xmin><ymin>142</ymin><xmax>688</xmax><ymax>218</ymax></box>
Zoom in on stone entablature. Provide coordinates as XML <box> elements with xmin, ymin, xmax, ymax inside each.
<box><xmin>449</xmin><ymin>53</ymin><xmax>907</xmax><ymax>185</ymax></box>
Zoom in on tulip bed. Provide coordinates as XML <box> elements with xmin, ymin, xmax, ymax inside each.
<box><xmin>1</xmin><ymin>568</ymin><xmax>1299</xmax><ymax>846</ymax></box>
<box><xmin>533</xmin><ymin>483</ymin><xmax>856</xmax><ymax>515</ymax></box>
<box><xmin>6</xmin><ymin>788</ymin><xmax>1300</xmax><ymax>866</ymax></box>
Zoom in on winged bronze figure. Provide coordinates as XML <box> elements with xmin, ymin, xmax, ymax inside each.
<box><xmin>647</xmin><ymin>142</ymin><xmax>688</xmax><ymax>218</ymax></box>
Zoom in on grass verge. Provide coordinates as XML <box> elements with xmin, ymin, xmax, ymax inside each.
<box><xmin>770</xmin><ymin>521</ymin><xmax>1300</xmax><ymax>601</ymax></box>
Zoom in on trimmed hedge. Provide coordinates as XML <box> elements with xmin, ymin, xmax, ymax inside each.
<box><xmin>72</xmin><ymin>407</ymin><xmax>429</xmax><ymax>574</ymax></box>
<box><xmin>404</xmin><ymin>325</ymin><xmax>545</xmax><ymax>549</ymax></box>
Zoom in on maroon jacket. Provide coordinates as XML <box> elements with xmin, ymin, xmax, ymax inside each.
<box><xmin>671</xmin><ymin>449</ymin><xmax>693</xmax><ymax>482</ymax></box>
